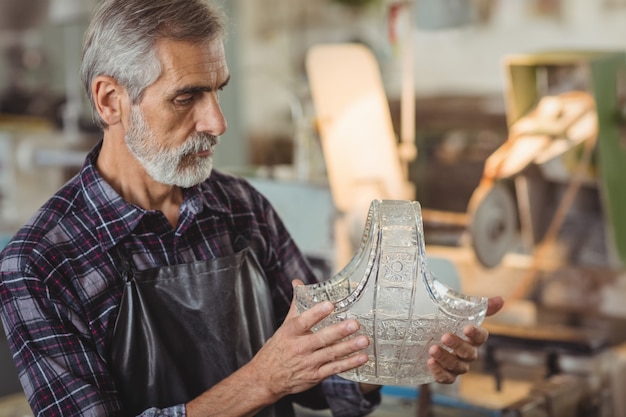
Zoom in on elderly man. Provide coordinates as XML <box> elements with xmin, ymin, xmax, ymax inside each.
<box><xmin>0</xmin><ymin>0</ymin><xmax>503</xmax><ymax>416</ymax></box>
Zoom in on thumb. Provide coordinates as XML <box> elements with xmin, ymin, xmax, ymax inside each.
<box><xmin>486</xmin><ymin>296</ymin><xmax>504</xmax><ymax>317</ymax></box>
<box><xmin>285</xmin><ymin>279</ymin><xmax>305</xmax><ymax>319</ymax></box>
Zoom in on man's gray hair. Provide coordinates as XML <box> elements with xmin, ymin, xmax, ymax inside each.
<box><xmin>80</xmin><ymin>0</ymin><xmax>226</xmax><ymax>129</ymax></box>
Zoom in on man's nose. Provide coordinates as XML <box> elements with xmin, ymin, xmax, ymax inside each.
<box><xmin>195</xmin><ymin>94</ymin><xmax>227</xmax><ymax>136</ymax></box>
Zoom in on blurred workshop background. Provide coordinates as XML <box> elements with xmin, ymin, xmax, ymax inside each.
<box><xmin>3</xmin><ymin>0</ymin><xmax>626</xmax><ymax>416</ymax></box>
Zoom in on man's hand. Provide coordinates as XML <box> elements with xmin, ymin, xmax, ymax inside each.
<box><xmin>427</xmin><ymin>296</ymin><xmax>504</xmax><ymax>383</ymax></box>
<box><xmin>246</xmin><ymin>280</ymin><xmax>370</xmax><ymax>403</ymax></box>
<box><xmin>187</xmin><ymin>279</ymin><xmax>370</xmax><ymax>417</ymax></box>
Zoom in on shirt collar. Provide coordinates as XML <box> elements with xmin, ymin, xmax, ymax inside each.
<box><xmin>80</xmin><ymin>140</ymin><xmax>231</xmax><ymax>251</ymax></box>
<box><xmin>80</xmin><ymin>141</ymin><xmax>145</xmax><ymax>252</ymax></box>
<box><xmin>191</xmin><ymin>174</ymin><xmax>230</xmax><ymax>216</ymax></box>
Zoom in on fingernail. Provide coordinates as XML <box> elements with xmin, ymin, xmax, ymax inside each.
<box><xmin>346</xmin><ymin>321</ymin><xmax>358</xmax><ymax>332</ymax></box>
<box><xmin>355</xmin><ymin>336</ymin><xmax>369</xmax><ymax>348</ymax></box>
<box><xmin>429</xmin><ymin>345</ymin><xmax>439</xmax><ymax>357</ymax></box>
<box><xmin>319</xmin><ymin>301</ymin><xmax>333</xmax><ymax>313</ymax></box>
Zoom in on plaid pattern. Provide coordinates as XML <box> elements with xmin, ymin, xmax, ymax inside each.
<box><xmin>0</xmin><ymin>141</ymin><xmax>378</xmax><ymax>417</ymax></box>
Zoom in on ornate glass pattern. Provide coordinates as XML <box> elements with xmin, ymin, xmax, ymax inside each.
<box><xmin>295</xmin><ymin>200</ymin><xmax>488</xmax><ymax>385</ymax></box>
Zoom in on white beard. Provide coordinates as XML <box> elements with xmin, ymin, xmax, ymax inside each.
<box><xmin>124</xmin><ymin>105</ymin><xmax>220</xmax><ymax>188</ymax></box>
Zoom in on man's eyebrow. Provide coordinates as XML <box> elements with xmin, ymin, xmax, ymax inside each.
<box><xmin>173</xmin><ymin>76</ymin><xmax>231</xmax><ymax>96</ymax></box>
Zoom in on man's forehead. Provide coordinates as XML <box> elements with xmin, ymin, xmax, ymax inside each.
<box><xmin>155</xmin><ymin>38</ymin><xmax>228</xmax><ymax>87</ymax></box>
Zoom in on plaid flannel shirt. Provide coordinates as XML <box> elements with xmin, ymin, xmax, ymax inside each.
<box><xmin>0</xmin><ymin>141</ymin><xmax>379</xmax><ymax>417</ymax></box>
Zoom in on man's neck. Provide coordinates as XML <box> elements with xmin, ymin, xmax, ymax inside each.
<box><xmin>96</xmin><ymin>133</ymin><xmax>183</xmax><ymax>228</ymax></box>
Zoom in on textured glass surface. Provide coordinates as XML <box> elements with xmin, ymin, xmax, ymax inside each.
<box><xmin>295</xmin><ymin>200</ymin><xmax>488</xmax><ymax>385</ymax></box>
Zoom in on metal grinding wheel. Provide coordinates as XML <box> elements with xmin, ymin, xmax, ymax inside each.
<box><xmin>467</xmin><ymin>181</ymin><xmax>518</xmax><ymax>268</ymax></box>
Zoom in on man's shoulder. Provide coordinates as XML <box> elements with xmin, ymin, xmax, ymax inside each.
<box><xmin>0</xmin><ymin>176</ymin><xmax>93</xmax><ymax>270</ymax></box>
<box><xmin>30</xmin><ymin>175</ymin><xmax>89</xmax><ymax>231</ymax></box>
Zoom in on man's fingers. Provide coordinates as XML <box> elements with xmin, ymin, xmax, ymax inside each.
<box><xmin>308</xmin><ymin>330</ymin><xmax>369</xmax><ymax>364</ymax></box>
<box><xmin>304</xmin><ymin>317</ymin><xmax>364</xmax><ymax>352</ymax></box>
<box><xmin>288</xmin><ymin>279</ymin><xmax>336</xmax><ymax>335</ymax></box>
<box><xmin>430</xmin><ymin>334</ymin><xmax>475</xmax><ymax>368</ymax></box>
<box><xmin>486</xmin><ymin>296</ymin><xmax>504</xmax><ymax>317</ymax></box>
<box><xmin>441</xmin><ymin>333</ymin><xmax>479</xmax><ymax>361</ymax></box>
<box><xmin>462</xmin><ymin>324</ymin><xmax>489</xmax><ymax>347</ymax></box>
<box><xmin>428</xmin><ymin>342</ymin><xmax>471</xmax><ymax>375</ymax></box>
<box><xmin>285</xmin><ymin>279</ymin><xmax>306</xmax><ymax>320</ymax></box>
<box><xmin>318</xmin><ymin>352</ymin><xmax>369</xmax><ymax>379</ymax></box>
<box><xmin>289</xmin><ymin>300</ymin><xmax>334</xmax><ymax>333</ymax></box>
<box><xmin>427</xmin><ymin>357</ymin><xmax>459</xmax><ymax>384</ymax></box>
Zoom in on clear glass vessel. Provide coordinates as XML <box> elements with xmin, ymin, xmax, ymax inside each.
<box><xmin>295</xmin><ymin>200</ymin><xmax>488</xmax><ymax>385</ymax></box>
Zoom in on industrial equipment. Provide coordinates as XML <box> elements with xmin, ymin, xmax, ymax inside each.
<box><xmin>467</xmin><ymin>51</ymin><xmax>626</xmax><ymax>277</ymax></box>
<box><xmin>305</xmin><ymin>42</ymin><xmax>416</xmax><ymax>268</ymax></box>
<box><xmin>303</xmin><ymin>43</ymin><xmax>626</xmax><ymax>416</ymax></box>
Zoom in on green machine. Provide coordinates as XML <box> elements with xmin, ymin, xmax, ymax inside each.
<box><xmin>468</xmin><ymin>50</ymin><xmax>626</xmax><ymax>270</ymax></box>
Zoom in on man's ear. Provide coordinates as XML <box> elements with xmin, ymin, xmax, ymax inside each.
<box><xmin>91</xmin><ymin>75</ymin><xmax>128</xmax><ymax>126</ymax></box>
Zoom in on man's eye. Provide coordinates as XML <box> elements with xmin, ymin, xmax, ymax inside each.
<box><xmin>174</xmin><ymin>94</ymin><xmax>194</xmax><ymax>105</ymax></box>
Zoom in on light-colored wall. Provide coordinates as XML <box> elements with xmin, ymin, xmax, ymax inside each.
<box><xmin>409</xmin><ymin>0</ymin><xmax>626</xmax><ymax>96</ymax></box>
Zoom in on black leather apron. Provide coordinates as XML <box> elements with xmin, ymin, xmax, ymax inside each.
<box><xmin>108</xmin><ymin>245</ymin><xmax>302</xmax><ymax>416</ymax></box>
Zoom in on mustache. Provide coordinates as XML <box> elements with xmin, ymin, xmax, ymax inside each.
<box><xmin>182</xmin><ymin>133</ymin><xmax>221</xmax><ymax>154</ymax></box>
